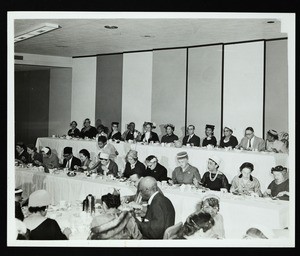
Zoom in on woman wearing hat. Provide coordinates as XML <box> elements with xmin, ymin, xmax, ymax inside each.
<box><xmin>88</xmin><ymin>192</ymin><xmax>142</xmax><ymax>239</ymax></box>
<box><xmin>201</xmin><ymin>156</ymin><xmax>230</xmax><ymax>191</ymax></box>
<box><xmin>169</xmin><ymin>152</ymin><xmax>201</xmax><ymax>186</ymax></box>
<box><xmin>94</xmin><ymin>152</ymin><xmax>118</xmax><ymax>177</ymax></box>
<box><xmin>161</xmin><ymin>124</ymin><xmax>179</xmax><ymax>144</ymax></box>
<box><xmin>265</xmin><ymin>129</ymin><xmax>288</xmax><ymax>153</ymax></box>
<box><xmin>108</xmin><ymin>122</ymin><xmax>122</xmax><ymax>141</ymax></box>
<box><xmin>219</xmin><ymin>126</ymin><xmax>238</xmax><ymax>149</ymax></box>
<box><xmin>230</xmin><ymin>162</ymin><xmax>262</xmax><ymax>196</ymax></box>
<box><xmin>67</xmin><ymin>121</ymin><xmax>80</xmax><ymax>137</ymax></box>
<box><xmin>123</xmin><ymin>150</ymin><xmax>146</xmax><ymax>178</ymax></box>
<box><xmin>202</xmin><ymin>125</ymin><xmax>217</xmax><ymax>147</ymax></box>
<box><xmin>24</xmin><ymin>190</ymin><xmax>71</xmax><ymax>240</ymax></box>
<box><xmin>141</xmin><ymin>122</ymin><xmax>160</xmax><ymax>143</ymax></box>
<box><xmin>36</xmin><ymin>147</ymin><xmax>59</xmax><ymax>169</ymax></box>
<box><xmin>263</xmin><ymin>165</ymin><xmax>289</xmax><ymax>200</ymax></box>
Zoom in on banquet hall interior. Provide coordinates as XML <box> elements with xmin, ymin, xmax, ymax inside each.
<box><xmin>10</xmin><ymin>13</ymin><xmax>294</xmax><ymax>245</ymax></box>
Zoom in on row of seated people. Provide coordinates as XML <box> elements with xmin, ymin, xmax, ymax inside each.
<box><xmin>15</xmin><ymin>179</ymin><xmax>279</xmax><ymax>240</ymax></box>
<box><xmin>67</xmin><ymin>118</ymin><xmax>288</xmax><ymax>153</ymax></box>
<box><xmin>15</xmin><ymin>140</ymin><xmax>289</xmax><ymax>201</ymax></box>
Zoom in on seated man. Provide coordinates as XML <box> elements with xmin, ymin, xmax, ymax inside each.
<box><xmin>145</xmin><ymin>155</ymin><xmax>168</xmax><ymax>182</ymax></box>
<box><xmin>15</xmin><ymin>142</ymin><xmax>30</xmax><ymax>164</ymax></box>
<box><xmin>36</xmin><ymin>147</ymin><xmax>59</xmax><ymax>169</ymax></box>
<box><xmin>97</xmin><ymin>135</ymin><xmax>119</xmax><ymax>160</ymax></box>
<box><xmin>169</xmin><ymin>151</ymin><xmax>201</xmax><ymax>186</ymax></box>
<box><xmin>134</xmin><ymin>176</ymin><xmax>175</xmax><ymax>239</ymax></box>
<box><xmin>237</xmin><ymin>127</ymin><xmax>265</xmax><ymax>151</ymax></box>
<box><xmin>182</xmin><ymin>125</ymin><xmax>201</xmax><ymax>147</ymax></box>
<box><xmin>60</xmin><ymin>147</ymin><xmax>81</xmax><ymax>171</ymax></box>
<box><xmin>94</xmin><ymin>152</ymin><xmax>118</xmax><ymax>177</ymax></box>
<box><xmin>121</xmin><ymin>122</ymin><xmax>142</xmax><ymax>142</ymax></box>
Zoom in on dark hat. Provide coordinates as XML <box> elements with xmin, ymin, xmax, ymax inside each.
<box><xmin>63</xmin><ymin>147</ymin><xmax>73</xmax><ymax>155</ymax></box>
<box><xmin>164</xmin><ymin>123</ymin><xmax>175</xmax><ymax>130</ymax></box>
<box><xmin>205</xmin><ymin>124</ymin><xmax>215</xmax><ymax>130</ymax></box>
<box><xmin>268</xmin><ymin>129</ymin><xmax>278</xmax><ymax>136</ymax></box>
<box><xmin>111</xmin><ymin>122</ymin><xmax>119</xmax><ymax>126</ymax></box>
<box><xmin>177</xmin><ymin>151</ymin><xmax>188</xmax><ymax>159</ymax></box>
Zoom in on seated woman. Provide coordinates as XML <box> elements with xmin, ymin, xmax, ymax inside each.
<box><xmin>265</xmin><ymin>130</ymin><xmax>288</xmax><ymax>153</ymax></box>
<box><xmin>88</xmin><ymin>191</ymin><xmax>142</xmax><ymax>239</ymax></box>
<box><xmin>108</xmin><ymin>122</ymin><xmax>122</xmax><ymax>141</ymax></box>
<box><xmin>27</xmin><ymin>144</ymin><xmax>43</xmax><ymax>166</ymax></box>
<box><xmin>121</xmin><ymin>122</ymin><xmax>142</xmax><ymax>142</ymax></box>
<box><xmin>202</xmin><ymin>124</ymin><xmax>217</xmax><ymax>147</ymax></box>
<box><xmin>169</xmin><ymin>151</ymin><xmax>201</xmax><ymax>186</ymax></box>
<box><xmin>230</xmin><ymin>162</ymin><xmax>262</xmax><ymax>196</ymax></box>
<box><xmin>96</xmin><ymin>124</ymin><xmax>108</xmax><ymax>138</ymax></box>
<box><xmin>219</xmin><ymin>126</ymin><xmax>238</xmax><ymax>149</ymax></box>
<box><xmin>94</xmin><ymin>152</ymin><xmax>118</xmax><ymax>177</ymax></box>
<box><xmin>174</xmin><ymin>212</ymin><xmax>215</xmax><ymax>239</ymax></box>
<box><xmin>74</xmin><ymin>149</ymin><xmax>93</xmax><ymax>171</ymax></box>
<box><xmin>15</xmin><ymin>142</ymin><xmax>30</xmax><ymax>164</ymax></box>
<box><xmin>67</xmin><ymin>121</ymin><xmax>81</xmax><ymax>137</ymax></box>
<box><xmin>201</xmin><ymin>155</ymin><xmax>230</xmax><ymax>191</ymax></box>
<box><xmin>123</xmin><ymin>150</ymin><xmax>146</xmax><ymax>178</ymax></box>
<box><xmin>80</xmin><ymin>118</ymin><xmax>98</xmax><ymax>139</ymax></box>
<box><xmin>263</xmin><ymin>165</ymin><xmax>289</xmax><ymax>201</ymax></box>
<box><xmin>161</xmin><ymin>124</ymin><xmax>178</xmax><ymax>144</ymax></box>
<box><xmin>24</xmin><ymin>190</ymin><xmax>71</xmax><ymax>240</ymax></box>
<box><xmin>36</xmin><ymin>147</ymin><xmax>59</xmax><ymax>169</ymax></box>
<box><xmin>194</xmin><ymin>195</ymin><xmax>225</xmax><ymax>239</ymax></box>
<box><xmin>141</xmin><ymin>122</ymin><xmax>160</xmax><ymax>143</ymax></box>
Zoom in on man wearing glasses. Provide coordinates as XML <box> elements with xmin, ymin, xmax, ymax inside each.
<box><xmin>182</xmin><ymin>124</ymin><xmax>201</xmax><ymax>147</ymax></box>
<box><xmin>237</xmin><ymin>127</ymin><xmax>265</xmax><ymax>152</ymax></box>
<box><xmin>94</xmin><ymin>152</ymin><xmax>118</xmax><ymax>177</ymax></box>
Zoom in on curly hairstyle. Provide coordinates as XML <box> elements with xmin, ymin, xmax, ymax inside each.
<box><xmin>101</xmin><ymin>193</ymin><xmax>121</xmax><ymax>209</ymax></box>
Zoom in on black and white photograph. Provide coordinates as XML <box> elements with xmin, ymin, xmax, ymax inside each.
<box><xmin>7</xmin><ymin>11</ymin><xmax>295</xmax><ymax>247</ymax></box>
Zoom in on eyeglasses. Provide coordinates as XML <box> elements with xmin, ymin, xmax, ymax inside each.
<box><xmin>63</xmin><ymin>154</ymin><xmax>71</xmax><ymax>157</ymax></box>
<box><xmin>245</xmin><ymin>133</ymin><xmax>253</xmax><ymax>136</ymax></box>
<box><xmin>100</xmin><ymin>158</ymin><xmax>108</xmax><ymax>161</ymax></box>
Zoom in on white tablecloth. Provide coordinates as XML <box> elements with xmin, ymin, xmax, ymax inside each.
<box><xmin>16</xmin><ymin>167</ymin><xmax>289</xmax><ymax>239</ymax></box>
<box><xmin>36</xmin><ymin>137</ymin><xmax>289</xmax><ymax>191</ymax></box>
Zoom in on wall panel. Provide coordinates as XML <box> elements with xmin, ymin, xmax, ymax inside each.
<box><xmin>223</xmin><ymin>42</ymin><xmax>264</xmax><ymax>141</ymax></box>
<box><xmin>152</xmin><ymin>49</ymin><xmax>187</xmax><ymax>140</ymax></box>
<box><xmin>187</xmin><ymin>45</ymin><xmax>222</xmax><ymax>144</ymax></box>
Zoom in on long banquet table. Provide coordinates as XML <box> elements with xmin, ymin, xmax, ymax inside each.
<box><xmin>16</xmin><ymin>166</ymin><xmax>289</xmax><ymax>239</ymax></box>
<box><xmin>36</xmin><ymin>137</ymin><xmax>289</xmax><ymax>192</ymax></box>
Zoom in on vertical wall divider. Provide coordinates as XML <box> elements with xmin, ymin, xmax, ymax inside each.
<box><xmin>263</xmin><ymin>40</ymin><xmax>266</xmax><ymax>140</ymax></box>
<box><xmin>184</xmin><ymin>48</ymin><xmax>189</xmax><ymax>136</ymax></box>
<box><xmin>220</xmin><ymin>43</ymin><xmax>225</xmax><ymax>140</ymax></box>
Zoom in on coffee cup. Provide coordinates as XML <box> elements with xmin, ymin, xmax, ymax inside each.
<box><xmin>220</xmin><ymin>188</ymin><xmax>228</xmax><ymax>193</ymax></box>
<box><xmin>27</xmin><ymin>163</ymin><xmax>33</xmax><ymax>168</ymax></box>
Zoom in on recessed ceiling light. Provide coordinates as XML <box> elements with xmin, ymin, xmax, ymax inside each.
<box><xmin>14</xmin><ymin>23</ymin><xmax>61</xmax><ymax>43</ymax></box>
<box><xmin>267</xmin><ymin>21</ymin><xmax>275</xmax><ymax>24</ymax></box>
<box><xmin>104</xmin><ymin>25</ymin><xmax>118</xmax><ymax>29</ymax></box>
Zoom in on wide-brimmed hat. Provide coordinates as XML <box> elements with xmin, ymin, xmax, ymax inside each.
<box><xmin>28</xmin><ymin>190</ymin><xmax>51</xmax><ymax>207</ymax></box>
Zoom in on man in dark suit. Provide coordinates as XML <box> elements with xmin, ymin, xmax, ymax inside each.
<box><xmin>182</xmin><ymin>125</ymin><xmax>201</xmax><ymax>147</ymax></box>
<box><xmin>61</xmin><ymin>147</ymin><xmax>81</xmax><ymax>171</ymax></box>
<box><xmin>135</xmin><ymin>176</ymin><xmax>175</xmax><ymax>239</ymax></box>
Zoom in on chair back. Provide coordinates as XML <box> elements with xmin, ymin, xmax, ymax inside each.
<box><xmin>163</xmin><ymin>222</ymin><xmax>183</xmax><ymax>239</ymax></box>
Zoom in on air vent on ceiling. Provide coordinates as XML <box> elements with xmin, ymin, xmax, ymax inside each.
<box><xmin>14</xmin><ymin>55</ymin><xmax>24</xmax><ymax>60</ymax></box>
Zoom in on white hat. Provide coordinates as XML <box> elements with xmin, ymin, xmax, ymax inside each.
<box><xmin>209</xmin><ymin>155</ymin><xmax>221</xmax><ymax>166</ymax></box>
<box><xmin>28</xmin><ymin>190</ymin><xmax>51</xmax><ymax>207</ymax></box>
<box><xmin>99</xmin><ymin>152</ymin><xmax>109</xmax><ymax>160</ymax></box>
<box><xmin>41</xmin><ymin>147</ymin><xmax>49</xmax><ymax>154</ymax></box>
<box><xmin>15</xmin><ymin>188</ymin><xmax>23</xmax><ymax>194</ymax></box>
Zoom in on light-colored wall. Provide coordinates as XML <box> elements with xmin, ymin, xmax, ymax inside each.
<box><xmin>71</xmin><ymin>57</ymin><xmax>97</xmax><ymax>128</ymax></box>
<box><xmin>121</xmin><ymin>52</ymin><xmax>153</xmax><ymax>133</ymax></box>
<box><xmin>152</xmin><ymin>49</ymin><xmax>187</xmax><ymax>140</ymax></box>
<box><xmin>48</xmin><ymin>68</ymin><xmax>72</xmax><ymax>136</ymax></box>
<box><xmin>187</xmin><ymin>45</ymin><xmax>222</xmax><ymax>144</ymax></box>
<box><xmin>223</xmin><ymin>42</ymin><xmax>264</xmax><ymax>141</ymax></box>
<box><xmin>265</xmin><ymin>40</ymin><xmax>288</xmax><ymax>135</ymax></box>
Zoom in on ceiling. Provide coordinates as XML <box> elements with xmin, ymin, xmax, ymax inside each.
<box><xmin>14</xmin><ymin>18</ymin><xmax>286</xmax><ymax>58</ymax></box>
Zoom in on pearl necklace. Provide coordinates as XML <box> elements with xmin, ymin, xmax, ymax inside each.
<box><xmin>209</xmin><ymin>170</ymin><xmax>219</xmax><ymax>182</ymax></box>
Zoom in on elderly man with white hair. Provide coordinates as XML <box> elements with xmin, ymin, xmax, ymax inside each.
<box><xmin>134</xmin><ymin>176</ymin><xmax>175</xmax><ymax>239</ymax></box>
<box><xmin>201</xmin><ymin>155</ymin><xmax>230</xmax><ymax>191</ymax></box>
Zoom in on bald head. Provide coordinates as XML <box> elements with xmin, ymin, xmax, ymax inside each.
<box><xmin>139</xmin><ymin>176</ymin><xmax>158</xmax><ymax>200</ymax></box>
